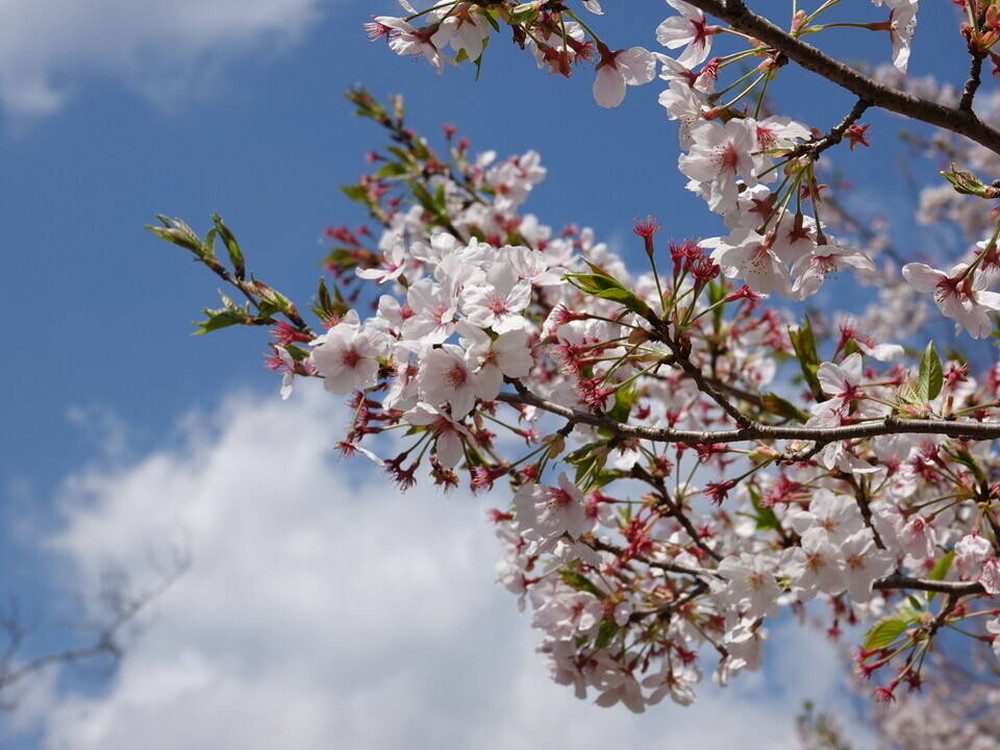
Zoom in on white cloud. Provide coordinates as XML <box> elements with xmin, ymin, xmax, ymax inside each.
<box><xmin>24</xmin><ymin>382</ymin><xmax>863</xmax><ymax>749</ymax></box>
<box><xmin>0</xmin><ymin>0</ymin><xmax>328</xmax><ymax>117</ymax></box>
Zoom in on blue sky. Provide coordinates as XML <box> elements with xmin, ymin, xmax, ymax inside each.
<box><xmin>0</xmin><ymin>0</ymin><xmax>977</xmax><ymax>746</ymax></box>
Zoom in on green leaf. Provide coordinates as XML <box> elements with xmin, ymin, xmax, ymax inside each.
<box><xmin>564</xmin><ymin>272</ymin><xmax>652</xmax><ymax>318</ymax></box>
<box><xmin>313</xmin><ymin>277</ymin><xmax>350</xmax><ymax>322</ymax></box>
<box><xmin>747</xmin><ymin>485</ymin><xmax>780</xmax><ymax>531</ymax></box>
<box><xmin>946</xmin><ymin>445</ymin><xmax>988</xmax><ymax>485</ymax></box>
<box><xmin>595</xmin><ymin>619</ymin><xmax>619</xmax><ymax>649</ymax></box>
<box><xmin>211</xmin><ymin>214</ymin><xmax>245</xmax><ymax>280</ymax></box>
<box><xmin>940</xmin><ymin>164</ymin><xmax>1000</xmax><ymax>198</ymax></box>
<box><xmin>560</xmin><ymin>569</ymin><xmax>606</xmax><ymax>600</ymax></box>
<box><xmin>340</xmin><ymin>184</ymin><xmax>369</xmax><ymax>203</ymax></box>
<box><xmin>195</xmin><ymin>306</ymin><xmax>250</xmax><ymax>335</ymax></box>
<box><xmin>147</xmin><ymin>215</ymin><xmax>204</xmax><ymax>255</ymax></box>
<box><xmin>929</xmin><ymin>549</ymin><xmax>956</xmax><ymax>582</ymax></box>
<box><xmin>789</xmin><ymin>316</ymin><xmax>822</xmax><ymax>399</ymax></box>
<box><xmin>608</xmin><ymin>384</ymin><xmax>637</xmax><ymax>423</ymax></box>
<box><xmin>917</xmin><ymin>340</ymin><xmax>943</xmax><ymax>402</ymax></box>
<box><xmin>760</xmin><ymin>392</ymin><xmax>808</xmax><ymax>422</ymax></box>
<box><xmin>862</xmin><ymin>616</ymin><xmax>910</xmax><ymax>650</ymax></box>
<box><xmin>374</xmin><ymin>161</ymin><xmax>410</xmax><ymax>178</ymax></box>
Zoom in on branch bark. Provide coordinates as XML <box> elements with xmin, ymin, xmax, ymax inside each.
<box><xmin>500</xmin><ymin>384</ymin><xmax>1000</xmax><ymax>445</ymax></box>
<box><xmin>685</xmin><ymin>0</ymin><xmax>1000</xmax><ymax>154</ymax></box>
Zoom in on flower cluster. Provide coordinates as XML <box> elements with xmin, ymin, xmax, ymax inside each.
<box><xmin>156</xmin><ymin>0</ymin><xmax>1000</xmax><ymax>720</ymax></box>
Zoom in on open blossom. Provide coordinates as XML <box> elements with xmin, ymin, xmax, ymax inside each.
<box><xmin>656</xmin><ymin>0</ymin><xmax>716</xmax><ymax>68</ymax></box>
<box><xmin>813</xmin><ymin>353</ymin><xmax>866</xmax><ymax>416</ymax></box>
<box><xmin>417</xmin><ymin>344</ymin><xmax>482</xmax><ymax>419</ymax></box>
<box><xmin>714</xmin><ymin>553</ymin><xmax>781</xmax><ymax>618</ymax></box>
<box><xmin>841</xmin><ymin>530</ymin><xmax>895</xmax><ymax>602</ymax></box>
<box><xmin>593</xmin><ymin>47</ymin><xmax>656</xmax><ymax>108</ymax></box>
<box><xmin>513</xmin><ymin>473</ymin><xmax>594</xmax><ymax>555</ymax></box>
<box><xmin>430</xmin><ymin>3</ymin><xmax>491</xmax><ymax>61</ymax></box>
<box><xmin>404</xmin><ymin>402</ymin><xmax>473</xmax><ymax>468</ymax></box>
<box><xmin>374</xmin><ymin>16</ymin><xmax>454</xmax><ymax>73</ymax></box>
<box><xmin>700</xmin><ymin>229</ymin><xmax>788</xmax><ymax>294</ymax></box>
<box><xmin>785</xmin><ymin>488</ymin><xmax>865</xmax><ymax>544</ymax></box>
<box><xmin>460</xmin><ymin>324</ymin><xmax>534</xmax><ymax>398</ymax></box>
<box><xmin>460</xmin><ymin>263</ymin><xmax>532</xmax><ymax>332</ymax></box>
<box><xmin>872</xmin><ymin>0</ymin><xmax>918</xmax><ymax>72</ymax></box>
<box><xmin>784</xmin><ymin>528</ymin><xmax>847</xmax><ymax>601</ymax></box>
<box><xmin>401</xmin><ymin>277</ymin><xmax>458</xmax><ymax>344</ymax></box>
<box><xmin>790</xmin><ymin>241</ymin><xmax>876</xmax><ymax>300</ymax></box>
<box><xmin>679</xmin><ymin>119</ymin><xmax>759</xmax><ymax>214</ymax></box>
<box><xmin>310</xmin><ymin>310</ymin><xmax>390</xmax><ymax>394</ymax></box>
<box><xmin>357</xmin><ymin>231</ymin><xmax>409</xmax><ymax>284</ymax></box>
<box><xmin>902</xmin><ymin>261</ymin><xmax>1000</xmax><ymax>338</ymax></box>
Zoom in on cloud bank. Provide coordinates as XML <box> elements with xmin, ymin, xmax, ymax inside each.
<box><xmin>0</xmin><ymin>0</ymin><xmax>327</xmax><ymax>117</ymax></box>
<box><xmin>20</xmin><ymin>383</ymin><xmax>860</xmax><ymax>749</ymax></box>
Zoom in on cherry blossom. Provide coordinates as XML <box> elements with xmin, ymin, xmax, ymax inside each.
<box><xmin>656</xmin><ymin>0</ymin><xmax>717</xmax><ymax>68</ymax></box>
<box><xmin>160</xmin><ymin>0</ymin><xmax>1000</xmax><ymax>720</ymax></box>
<box><xmin>902</xmin><ymin>261</ymin><xmax>1000</xmax><ymax>338</ymax></box>
<box><xmin>592</xmin><ymin>47</ymin><xmax>656</xmax><ymax>108</ymax></box>
<box><xmin>310</xmin><ymin>310</ymin><xmax>390</xmax><ymax>394</ymax></box>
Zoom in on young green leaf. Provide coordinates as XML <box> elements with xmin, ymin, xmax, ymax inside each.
<box><xmin>862</xmin><ymin>616</ymin><xmax>911</xmax><ymax>650</ymax></box>
<box><xmin>917</xmin><ymin>340</ymin><xmax>943</xmax><ymax>402</ymax></box>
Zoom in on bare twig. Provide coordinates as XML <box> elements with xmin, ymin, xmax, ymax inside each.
<box><xmin>0</xmin><ymin>556</ymin><xmax>189</xmax><ymax>698</ymax></box>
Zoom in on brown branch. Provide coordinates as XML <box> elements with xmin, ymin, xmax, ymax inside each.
<box><xmin>685</xmin><ymin>0</ymin><xmax>1000</xmax><ymax>154</ymax></box>
<box><xmin>629</xmin><ymin>580</ymin><xmax>709</xmax><ymax>624</ymax></box>
<box><xmin>500</xmin><ymin>384</ymin><xmax>1000</xmax><ymax>445</ymax></box>
<box><xmin>872</xmin><ymin>572</ymin><xmax>987</xmax><ymax>595</ymax></box>
<box><xmin>960</xmin><ymin>51</ymin><xmax>986</xmax><ymax>112</ymax></box>
<box><xmin>631</xmin><ymin>463</ymin><xmax>723</xmax><ymax>562</ymax></box>
<box><xmin>785</xmin><ymin>98</ymin><xmax>871</xmax><ymax>160</ymax></box>
<box><xmin>588</xmin><ymin>538</ymin><xmax>713</xmax><ymax>579</ymax></box>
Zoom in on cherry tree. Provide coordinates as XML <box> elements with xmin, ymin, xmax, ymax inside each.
<box><xmin>153</xmin><ymin>0</ymin><xmax>1000</xmax><ymax>724</ymax></box>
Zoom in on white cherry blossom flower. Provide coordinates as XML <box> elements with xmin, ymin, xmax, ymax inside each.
<box><xmin>431</xmin><ymin>2</ymin><xmax>491</xmax><ymax>61</ymax></box>
<box><xmin>374</xmin><ymin>16</ymin><xmax>453</xmax><ymax>73</ymax></box>
<box><xmin>790</xmin><ymin>241</ymin><xmax>876</xmax><ymax>300</ymax></box>
<box><xmin>714</xmin><ymin>553</ymin><xmax>781</xmax><ymax>618</ymax></box>
<box><xmin>310</xmin><ymin>310</ymin><xmax>390</xmax><ymax>394</ymax></box>
<box><xmin>460</xmin><ymin>324</ymin><xmax>533</xmax><ymax>399</ymax></box>
<box><xmin>785</xmin><ymin>489</ymin><xmax>865</xmax><ymax>545</ymax></box>
<box><xmin>656</xmin><ymin>0</ymin><xmax>716</xmax><ymax>68</ymax></box>
<box><xmin>404</xmin><ymin>402</ymin><xmax>473</xmax><ymax>468</ymax></box>
<box><xmin>417</xmin><ymin>344</ymin><xmax>481</xmax><ymax>418</ymax></box>
<box><xmin>593</xmin><ymin>47</ymin><xmax>656</xmax><ymax>108</ymax></box>
<box><xmin>401</xmin><ymin>277</ymin><xmax>458</xmax><ymax>345</ymax></box>
<box><xmin>513</xmin><ymin>473</ymin><xmax>594</xmax><ymax>555</ymax></box>
<box><xmin>701</xmin><ymin>229</ymin><xmax>788</xmax><ymax>294</ymax></box>
<box><xmin>902</xmin><ymin>261</ymin><xmax>1000</xmax><ymax>338</ymax></box>
<box><xmin>460</xmin><ymin>263</ymin><xmax>532</xmax><ymax>332</ymax></box>
<box><xmin>841</xmin><ymin>530</ymin><xmax>895</xmax><ymax>602</ymax></box>
<box><xmin>785</xmin><ymin>527</ymin><xmax>846</xmax><ymax>600</ymax></box>
<box><xmin>679</xmin><ymin>119</ymin><xmax>759</xmax><ymax>214</ymax></box>
<box><xmin>884</xmin><ymin>0</ymin><xmax>918</xmax><ymax>72</ymax></box>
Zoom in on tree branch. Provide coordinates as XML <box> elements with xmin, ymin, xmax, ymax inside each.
<box><xmin>786</xmin><ymin>98</ymin><xmax>871</xmax><ymax>160</ymax></box>
<box><xmin>960</xmin><ymin>51</ymin><xmax>986</xmax><ymax>112</ymax></box>
<box><xmin>872</xmin><ymin>572</ymin><xmax>987</xmax><ymax>595</ymax></box>
<box><xmin>685</xmin><ymin>0</ymin><xmax>1000</xmax><ymax>154</ymax></box>
<box><xmin>0</xmin><ymin>556</ymin><xmax>188</xmax><ymax>697</ymax></box>
<box><xmin>500</xmin><ymin>384</ymin><xmax>1000</xmax><ymax>445</ymax></box>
